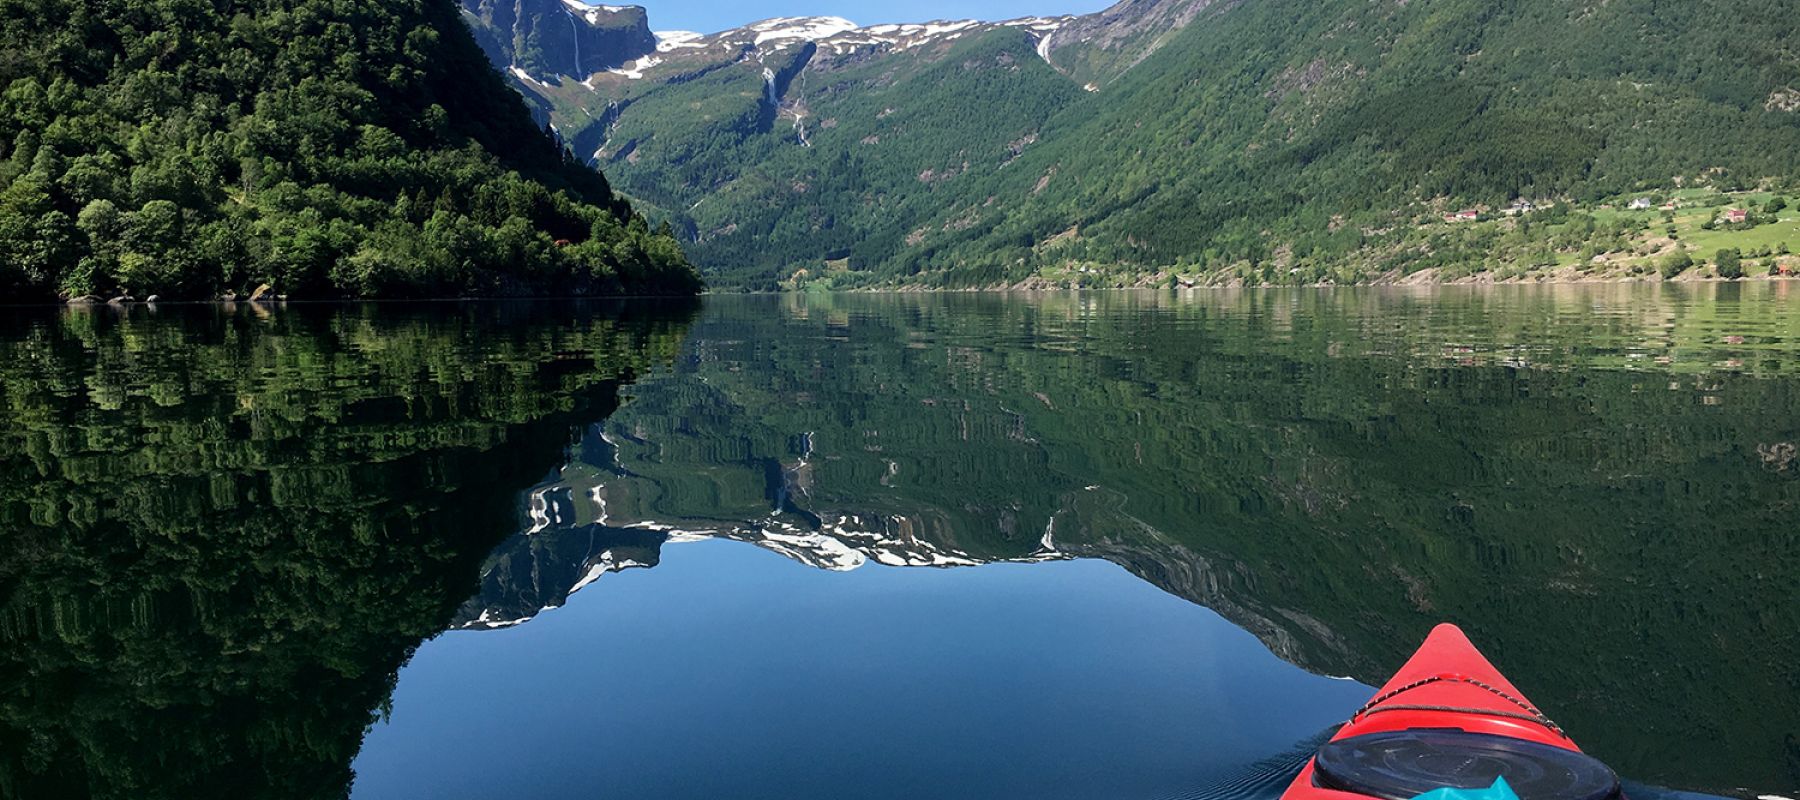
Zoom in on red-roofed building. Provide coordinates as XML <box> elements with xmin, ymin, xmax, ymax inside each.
<box><xmin>1725</xmin><ymin>208</ymin><xmax>1749</xmax><ymax>223</ymax></box>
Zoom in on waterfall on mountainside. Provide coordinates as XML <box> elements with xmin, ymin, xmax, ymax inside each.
<box><xmin>565</xmin><ymin>6</ymin><xmax>582</xmax><ymax>76</ymax></box>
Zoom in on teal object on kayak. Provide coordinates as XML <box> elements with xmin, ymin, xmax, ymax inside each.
<box><xmin>1411</xmin><ymin>778</ymin><xmax>1521</xmax><ymax>800</ymax></box>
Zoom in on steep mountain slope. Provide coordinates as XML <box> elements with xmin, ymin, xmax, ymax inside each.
<box><xmin>610</xmin><ymin>22</ymin><xmax>1085</xmax><ymax>288</ymax></box>
<box><xmin>464</xmin><ymin>0</ymin><xmax>656</xmax><ymax>79</ymax></box>
<box><xmin>461</xmin><ymin>0</ymin><xmax>658</xmax><ymax>120</ymax></box>
<box><xmin>467</xmin><ymin>6</ymin><xmax>1085</xmax><ymax>288</ymax></box>
<box><xmin>0</xmin><ymin>0</ymin><xmax>697</xmax><ymax>301</ymax></box>
<box><xmin>928</xmin><ymin>0</ymin><xmax>1800</xmax><ymax>285</ymax></box>
<box><xmin>475</xmin><ymin>0</ymin><xmax>1800</xmax><ymax>289</ymax></box>
<box><xmin>1039</xmin><ymin>0</ymin><xmax>1222</xmax><ymax>88</ymax></box>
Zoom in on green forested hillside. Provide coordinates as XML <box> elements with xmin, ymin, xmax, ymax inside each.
<box><xmin>0</xmin><ymin>0</ymin><xmax>698</xmax><ymax>301</ymax></box>
<box><xmin>920</xmin><ymin>0</ymin><xmax>1800</xmax><ymax>287</ymax></box>
<box><xmin>503</xmin><ymin>0</ymin><xmax>1800</xmax><ymax>289</ymax></box>
<box><xmin>643</xmin><ymin>30</ymin><xmax>1087</xmax><ymax>289</ymax></box>
<box><xmin>506</xmin><ymin>19</ymin><xmax>1102</xmax><ymax>291</ymax></box>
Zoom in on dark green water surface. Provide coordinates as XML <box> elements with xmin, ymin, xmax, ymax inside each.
<box><xmin>1</xmin><ymin>287</ymin><xmax>1796</xmax><ymax>799</ymax></box>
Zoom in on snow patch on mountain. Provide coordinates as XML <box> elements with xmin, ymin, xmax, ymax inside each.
<box><xmin>525</xmin><ymin>487</ymin><xmax>553</xmax><ymax>534</ymax></box>
<box><xmin>467</xmin><ymin>608</ymin><xmax>535</xmax><ymax>630</ymax></box>
<box><xmin>654</xmin><ymin>30</ymin><xmax>705</xmax><ymax>51</ymax></box>
<box><xmin>508</xmin><ymin>66</ymin><xmax>551</xmax><ymax>88</ymax></box>
<box><xmin>457</xmin><ymin>507</ymin><xmax>1077</xmax><ymax>633</ymax></box>
<box><xmin>749</xmin><ymin>16</ymin><xmax>859</xmax><ymax>46</ymax></box>
<box><xmin>862</xmin><ymin>20</ymin><xmax>979</xmax><ymax>40</ymax></box>
<box><xmin>559</xmin><ymin>0</ymin><xmax>636</xmax><ymax>26</ymax></box>
<box><xmin>609</xmin><ymin>55</ymin><xmax>662</xmax><ymax>79</ymax></box>
<box><xmin>760</xmin><ymin>524</ymin><xmax>867</xmax><ymax>571</ymax></box>
<box><xmin>568</xmin><ymin>550</ymin><xmax>653</xmax><ymax>594</ymax></box>
<box><xmin>590</xmin><ymin>486</ymin><xmax>608</xmax><ymax>524</ymax></box>
<box><xmin>663</xmin><ymin>15</ymin><xmax>1073</xmax><ymax>61</ymax></box>
<box><xmin>568</xmin><ymin>561</ymin><xmax>609</xmax><ymax>595</ymax></box>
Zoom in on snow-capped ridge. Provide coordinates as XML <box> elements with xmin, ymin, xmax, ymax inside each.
<box><xmin>559</xmin><ymin>0</ymin><xmax>641</xmax><ymax>26</ymax></box>
<box><xmin>748</xmin><ymin>16</ymin><xmax>860</xmax><ymax>45</ymax></box>
<box><xmin>659</xmin><ymin>14</ymin><xmax>1073</xmax><ymax>61</ymax></box>
<box><xmin>654</xmin><ymin>30</ymin><xmax>704</xmax><ymax>52</ymax></box>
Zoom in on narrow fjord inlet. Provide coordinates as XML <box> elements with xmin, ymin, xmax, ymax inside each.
<box><xmin>3</xmin><ymin>0</ymin><xmax>1800</xmax><ymax>798</ymax></box>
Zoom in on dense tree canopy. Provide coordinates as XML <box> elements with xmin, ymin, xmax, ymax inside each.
<box><xmin>0</xmin><ymin>0</ymin><xmax>700</xmax><ymax>301</ymax></box>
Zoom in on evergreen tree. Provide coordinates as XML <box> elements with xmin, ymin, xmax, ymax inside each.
<box><xmin>0</xmin><ymin>0</ymin><xmax>700</xmax><ymax>300</ymax></box>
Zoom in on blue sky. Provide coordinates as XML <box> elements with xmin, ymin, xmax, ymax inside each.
<box><xmin>636</xmin><ymin>1</ymin><xmax>1115</xmax><ymax>33</ymax></box>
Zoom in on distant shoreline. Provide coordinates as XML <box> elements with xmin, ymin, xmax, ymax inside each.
<box><xmin>802</xmin><ymin>273</ymin><xmax>1800</xmax><ymax>294</ymax></box>
<box><xmin>13</xmin><ymin>275</ymin><xmax>1798</xmax><ymax>306</ymax></box>
<box><xmin>2</xmin><ymin>295</ymin><xmax>707</xmax><ymax>309</ymax></box>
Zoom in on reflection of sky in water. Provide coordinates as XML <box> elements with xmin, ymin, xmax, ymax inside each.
<box><xmin>351</xmin><ymin>541</ymin><xmax>1370</xmax><ymax>800</ymax></box>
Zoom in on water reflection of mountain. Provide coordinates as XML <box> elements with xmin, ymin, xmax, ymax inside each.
<box><xmin>0</xmin><ymin>302</ymin><xmax>696</xmax><ymax>800</ymax></box>
<box><xmin>455</xmin><ymin>290</ymin><xmax>1800</xmax><ymax>795</ymax></box>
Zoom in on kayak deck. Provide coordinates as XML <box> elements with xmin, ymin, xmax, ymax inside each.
<box><xmin>1281</xmin><ymin>624</ymin><xmax>1620</xmax><ymax>800</ymax></box>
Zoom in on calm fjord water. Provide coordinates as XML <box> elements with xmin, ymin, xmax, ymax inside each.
<box><xmin>1</xmin><ymin>287</ymin><xmax>1796</xmax><ymax>799</ymax></box>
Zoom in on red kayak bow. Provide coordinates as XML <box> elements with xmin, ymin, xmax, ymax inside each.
<box><xmin>1280</xmin><ymin>624</ymin><xmax>1622</xmax><ymax>800</ymax></box>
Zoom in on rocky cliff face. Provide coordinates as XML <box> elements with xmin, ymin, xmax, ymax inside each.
<box><xmin>1041</xmin><ymin>0</ymin><xmax>1230</xmax><ymax>87</ymax></box>
<box><xmin>455</xmin><ymin>533</ymin><xmax>667</xmax><ymax>630</ymax></box>
<box><xmin>460</xmin><ymin>0</ymin><xmax>656</xmax><ymax>81</ymax></box>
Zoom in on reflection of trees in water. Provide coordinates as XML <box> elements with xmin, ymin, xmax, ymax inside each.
<box><xmin>569</xmin><ymin>290</ymin><xmax>1799</xmax><ymax>794</ymax></box>
<box><xmin>0</xmin><ymin>302</ymin><xmax>695</xmax><ymax>800</ymax></box>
